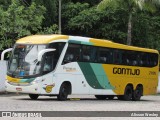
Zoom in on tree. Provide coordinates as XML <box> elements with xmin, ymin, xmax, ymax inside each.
<box><xmin>0</xmin><ymin>0</ymin><xmax>11</xmax><ymax>10</ymax></box>
<box><xmin>67</xmin><ymin>6</ymin><xmax>128</xmax><ymax>43</ymax></box>
<box><xmin>132</xmin><ymin>10</ymin><xmax>160</xmax><ymax>50</ymax></box>
<box><xmin>97</xmin><ymin>0</ymin><xmax>160</xmax><ymax>45</ymax></box>
<box><xmin>38</xmin><ymin>24</ymin><xmax>58</xmax><ymax>34</ymax></box>
<box><xmin>32</xmin><ymin>0</ymin><xmax>57</xmax><ymax>27</ymax></box>
<box><xmin>65</xmin><ymin>0</ymin><xmax>102</xmax><ymax>6</ymax></box>
<box><xmin>0</xmin><ymin>0</ymin><xmax>46</xmax><ymax>50</ymax></box>
<box><xmin>62</xmin><ymin>2</ymin><xmax>90</xmax><ymax>34</ymax></box>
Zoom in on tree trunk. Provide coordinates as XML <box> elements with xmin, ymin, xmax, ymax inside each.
<box><xmin>127</xmin><ymin>13</ymin><xmax>132</xmax><ymax>45</ymax></box>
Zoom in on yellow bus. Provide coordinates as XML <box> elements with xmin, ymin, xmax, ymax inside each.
<box><xmin>2</xmin><ymin>34</ymin><xmax>159</xmax><ymax>101</ymax></box>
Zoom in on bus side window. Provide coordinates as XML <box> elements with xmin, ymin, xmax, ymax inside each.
<box><xmin>108</xmin><ymin>51</ymin><xmax>113</xmax><ymax>64</ymax></box>
<box><xmin>140</xmin><ymin>53</ymin><xmax>148</xmax><ymax>67</ymax></box>
<box><xmin>98</xmin><ymin>48</ymin><xmax>107</xmax><ymax>63</ymax></box>
<box><xmin>113</xmin><ymin>49</ymin><xmax>122</xmax><ymax>65</ymax></box>
<box><xmin>122</xmin><ymin>51</ymin><xmax>127</xmax><ymax>65</ymax></box>
<box><xmin>127</xmin><ymin>51</ymin><xmax>137</xmax><ymax>66</ymax></box>
<box><xmin>63</xmin><ymin>54</ymin><xmax>74</xmax><ymax>63</ymax></box>
<box><xmin>63</xmin><ymin>44</ymin><xmax>81</xmax><ymax>64</ymax></box>
<box><xmin>148</xmin><ymin>53</ymin><xmax>158</xmax><ymax>67</ymax></box>
<box><xmin>98</xmin><ymin>47</ymin><xmax>113</xmax><ymax>64</ymax></box>
<box><xmin>82</xmin><ymin>45</ymin><xmax>91</xmax><ymax>62</ymax></box>
<box><xmin>42</xmin><ymin>52</ymin><xmax>54</xmax><ymax>74</ymax></box>
<box><xmin>81</xmin><ymin>45</ymin><xmax>98</xmax><ymax>63</ymax></box>
<box><xmin>48</xmin><ymin>42</ymin><xmax>65</xmax><ymax>62</ymax></box>
<box><xmin>90</xmin><ymin>47</ymin><xmax>97</xmax><ymax>62</ymax></box>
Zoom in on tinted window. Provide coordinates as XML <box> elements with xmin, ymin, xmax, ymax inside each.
<box><xmin>148</xmin><ymin>53</ymin><xmax>158</xmax><ymax>67</ymax></box>
<box><xmin>63</xmin><ymin>44</ymin><xmax>81</xmax><ymax>64</ymax></box>
<box><xmin>125</xmin><ymin>51</ymin><xmax>138</xmax><ymax>66</ymax></box>
<box><xmin>42</xmin><ymin>52</ymin><xmax>55</xmax><ymax>74</ymax></box>
<box><xmin>42</xmin><ymin>42</ymin><xmax>65</xmax><ymax>74</ymax></box>
<box><xmin>62</xmin><ymin>43</ymin><xmax>158</xmax><ymax>67</ymax></box>
<box><xmin>48</xmin><ymin>42</ymin><xmax>65</xmax><ymax>60</ymax></box>
<box><xmin>113</xmin><ymin>49</ymin><xmax>122</xmax><ymax>64</ymax></box>
<box><xmin>82</xmin><ymin>45</ymin><xmax>97</xmax><ymax>62</ymax></box>
<box><xmin>99</xmin><ymin>47</ymin><xmax>113</xmax><ymax>64</ymax></box>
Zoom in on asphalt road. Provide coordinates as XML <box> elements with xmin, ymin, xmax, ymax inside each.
<box><xmin>0</xmin><ymin>94</ymin><xmax>160</xmax><ymax>111</ymax></box>
<box><xmin>0</xmin><ymin>94</ymin><xmax>160</xmax><ymax>120</ymax></box>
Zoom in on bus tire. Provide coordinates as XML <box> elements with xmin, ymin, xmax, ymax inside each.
<box><xmin>132</xmin><ymin>85</ymin><xmax>143</xmax><ymax>101</ymax></box>
<box><xmin>29</xmin><ymin>94</ymin><xmax>39</xmax><ymax>100</ymax></box>
<box><xmin>57</xmin><ymin>83</ymin><xmax>69</xmax><ymax>101</ymax></box>
<box><xmin>123</xmin><ymin>85</ymin><xmax>133</xmax><ymax>101</ymax></box>
<box><xmin>95</xmin><ymin>95</ymin><xmax>107</xmax><ymax>100</ymax></box>
<box><xmin>107</xmin><ymin>95</ymin><xmax>114</xmax><ymax>100</ymax></box>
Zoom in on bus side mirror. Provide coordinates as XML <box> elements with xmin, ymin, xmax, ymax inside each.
<box><xmin>1</xmin><ymin>48</ymin><xmax>13</xmax><ymax>61</ymax></box>
<box><xmin>38</xmin><ymin>49</ymin><xmax>56</xmax><ymax>62</ymax></box>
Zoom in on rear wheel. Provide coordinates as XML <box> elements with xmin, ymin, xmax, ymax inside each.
<box><xmin>95</xmin><ymin>95</ymin><xmax>107</xmax><ymax>100</ymax></box>
<box><xmin>132</xmin><ymin>86</ymin><xmax>143</xmax><ymax>101</ymax></box>
<box><xmin>123</xmin><ymin>85</ymin><xmax>133</xmax><ymax>101</ymax></box>
<box><xmin>29</xmin><ymin>94</ymin><xmax>39</xmax><ymax>100</ymax></box>
<box><xmin>57</xmin><ymin>83</ymin><xmax>69</xmax><ymax>101</ymax></box>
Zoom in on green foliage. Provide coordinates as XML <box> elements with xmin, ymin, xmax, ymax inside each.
<box><xmin>0</xmin><ymin>0</ymin><xmax>160</xmax><ymax>52</ymax></box>
<box><xmin>62</xmin><ymin>1</ymin><xmax>160</xmax><ymax>49</ymax></box>
<box><xmin>98</xmin><ymin>0</ymin><xmax>160</xmax><ymax>12</ymax></box>
<box><xmin>0</xmin><ymin>0</ymin><xmax>11</xmax><ymax>10</ymax></box>
<box><xmin>97</xmin><ymin>0</ymin><xmax>160</xmax><ymax>45</ymax></box>
<box><xmin>133</xmin><ymin>11</ymin><xmax>160</xmax><ymax>50</ymax></box>
<box><xmin>33</xmin><ymin>0</ymin><xmax>57</xmax><ymax>27</ymax></box>
<box><xmin>0</xmin><ymin>0</ymin><xmax>46</xmax><ymax>50</ymax></box>
<box><xmin>38</xmin><ymin>24</ymin><xmax>58</xmax><ymax>34</ymax></box>
<box><xmin>65</xmin><ymin>0</ymin><xmax>102</xmax><ymax>6</ymax></box>
<box><xmin>62</xmin><ymin>2</ymin><xmax>90</xmax><ymax>33</ymax></box>
<box><xmin>65</xmin><ymin>6</ymin><xmax>128</xmax><ymax>44</ymax></box>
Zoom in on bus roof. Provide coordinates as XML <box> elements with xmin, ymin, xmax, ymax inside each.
<box><xmin>16</xmin><ymin>34</ymin><xmax>158</xmax><ymax>53</ymax></box>
<box><xmin>16</xmin><ymin>34</ymin><xmax>69</xmax><ymax>44</ymax></box>
<box><xmin>90</xmin><ymin>38</ymin><xmax>158</xmax><ymax>53</ymax></box>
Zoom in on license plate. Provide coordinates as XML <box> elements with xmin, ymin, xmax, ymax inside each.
<box><xmin>16</xmin><ymin>88</ymin><xmax>22</xmax><ymax>91</ymax></box>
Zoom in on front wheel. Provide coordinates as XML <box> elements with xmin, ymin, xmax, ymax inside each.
<box><xmin>29</xmin><ymin>94</ymin><xmax>39</xmax><ymax>100</ymax></box>
<box><xmin>57</xmin><ymin>83</ymin><xmax>69</xmax><ymax>101</ymax></box>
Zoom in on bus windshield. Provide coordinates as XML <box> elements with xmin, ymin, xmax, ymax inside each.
<box><xmin>7</xmin><ymin>44</ymin><xmax>47</xmax><ymax>78</ymax></box>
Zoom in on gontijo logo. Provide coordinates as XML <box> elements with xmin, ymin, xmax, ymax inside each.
<box><xmin>113</xmin><ymin>67</ymin><xmax>140</xmax><ymax>75</ymax></box>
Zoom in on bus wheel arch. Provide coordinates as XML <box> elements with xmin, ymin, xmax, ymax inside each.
<box><xmin>57</xmin><ymin>81</ymin><xmax>72</xmax><ymax>101</ymax></box>
<box><xmin>132</xmin><ymin>84</ymin><xmax>143</xmax><ymax>101</ymax></box>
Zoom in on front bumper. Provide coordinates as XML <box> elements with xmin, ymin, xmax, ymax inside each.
<box><xmin>5</xmin><ymin>81</ymin><xmax>41</xmax><ymax>94</ymax></box>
